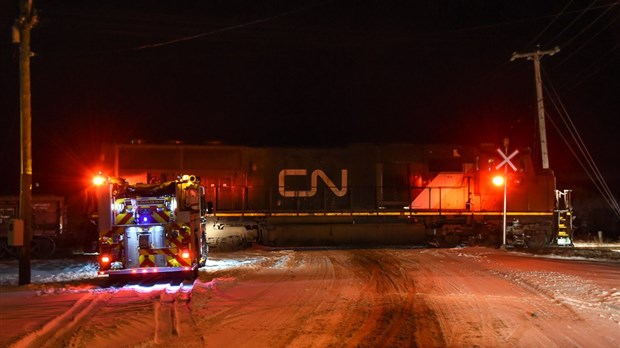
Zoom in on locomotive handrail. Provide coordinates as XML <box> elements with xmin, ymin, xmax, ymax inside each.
<box><xmin>206</xmin><ymin>184</ymin><xmax>472</xmax><ymax>215</ymax></box>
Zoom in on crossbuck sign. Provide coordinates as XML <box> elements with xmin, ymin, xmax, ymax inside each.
<box><xmin>496</xmin><ymin>148</ymin><xmax>519</xmax><ymax>171</ymax></box>
<box><xmin>495</xmin><ymin>147</ymin><xmax>519</xmax><ymax>248</ymax></box>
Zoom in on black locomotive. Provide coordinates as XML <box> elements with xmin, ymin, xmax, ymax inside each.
<box><xmin>100</xmin><ymin>142</ymin><xmax>573</xmax><ymax>248</ymax></box>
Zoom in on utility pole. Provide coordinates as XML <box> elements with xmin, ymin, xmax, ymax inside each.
<box><xmin>510</xmin><ymin>46</ymin><xmax>560</xmax><ymax>170</ymax></box>
<box><xmin>13</xmin><ymin>0</ymin><xmax>37</xmax><ymax>285</ymax></box>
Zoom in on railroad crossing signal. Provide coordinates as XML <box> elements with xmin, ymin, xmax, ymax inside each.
<box><xmin>496</xmin><ymin>148</ymin><xmax>519</xmax><ymax>171</ymax></box>
<box><xmin>495</xmin><ymin>146</ymin><xmax>519</xmax><ymax>250</ymax></box>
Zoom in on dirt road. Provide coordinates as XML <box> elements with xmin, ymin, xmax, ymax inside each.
<box><xmin>2</xmin><ymin>247</ymin><xmax>619</xmax><ymax>347</ymax></box>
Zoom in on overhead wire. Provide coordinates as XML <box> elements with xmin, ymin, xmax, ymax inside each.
<box><xmin>525</xmin><ymin>0</ymin><xmax>575</xmax><ymax>50</ymax></box>
<box><xmin>544</xmin><ymin>0</ymin><xmax>599</xmax><ymax>48</ymax></box>
<box><xmin>134</xmin><ymin>0</ymin><xmax>328</xmax><ymax>50</ymax></box>
<box><xmin>516</xmin><ymin>1</ymin><xmax>620</xmax><ymax>219</ymax></box>
<box><xmin>542</xmin><ymin>67</ymin><xmax>620</xmax><ymax>219</ymax></box>
<box><xmin>546</xmin><ymin>1</ymin><xmax>619</xmax><ymax>82</ymax></box>
<box><xmin>572</xmin><ymin>41</ymin><xmax>620</xmax><ymax>88</ymax></box>
<box><xmin>556</xmin><ymin>2</ymin><xmax>618</xmax><ymax>57</ymax></box>
<box><xmin>544</xmin><ymin>107</ymin><xmax>620</xmax><ymax>220</ymax></box>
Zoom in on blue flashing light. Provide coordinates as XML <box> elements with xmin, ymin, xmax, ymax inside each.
<box><xmin>137</xmin><ymin>207</ymin><xmax>153</xmax><ymax>224</ymax></box>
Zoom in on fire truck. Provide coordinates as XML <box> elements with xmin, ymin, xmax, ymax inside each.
<box><xmin>94</xmin><ymin>174</ymin><xmax>208</xmax><ymax>278</ymax></box>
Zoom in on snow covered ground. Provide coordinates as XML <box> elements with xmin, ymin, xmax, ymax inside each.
<box><xmin>1</xmin><ymin>246</ymin><xmax>619</xmax><ymax>347</ymax></box>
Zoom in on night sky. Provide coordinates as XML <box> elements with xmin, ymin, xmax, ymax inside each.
<box><xmin>1</xmin><ymin>1</ymin><xmax>619</xmax><ymax>226</ymax></box>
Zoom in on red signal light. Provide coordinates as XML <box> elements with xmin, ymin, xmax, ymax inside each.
<box><xmin>492</xmin><ymin>175</ymin><xmax>504</xmax><ymax>186</ymax></box>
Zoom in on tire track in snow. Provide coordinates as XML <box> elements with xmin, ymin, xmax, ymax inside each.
<box><xmin>153</xmin><ymin>281</ymin><xmax>196</xmax><ymax>345</ymax></box>
<box><xmin>9</xmin><ymin>280</ymin><xmax>198</xmax><ymax>348</ymax></box>
<box><xmin>9</xmin><ymin>292</ymin><xmax>112</xmax><ymax>348</ymax></box>
<box><xmin>343</xmin><ymin>249</ymin><xmax>419</xmax><ymax>347</ymax></box>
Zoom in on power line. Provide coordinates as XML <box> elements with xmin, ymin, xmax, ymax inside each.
<box><xmin>557</xmin><ymin>2</ymin><xmax>618</xmax><ymax>52</ymax></box>
<box><xmin>134</xmin><ymin>0</ymin><xmax>328</xmax><ymax>50</ymax></box>
<box><xmin>525</xmin><ymin>0</ymin><xmax>575</xmax><ymax>50</ymax></box>
<box><xmin>542</xmin><ymin>68</ymin><xmax>620</xmax><ymax>219</ymax></box>
<box><xmin>559</xmin><ymin>10</ymin><xmax>619</xmax><ymax>65</ymax></box>
<box><xmin>571</xmin><ymin>42</ymin><xmax>620</xmax><ymax>88</ymax></box>
<box><xmin>544</xmin><ymin>0</ymin><xmax>599</xmax><ymax>48</ymax></box>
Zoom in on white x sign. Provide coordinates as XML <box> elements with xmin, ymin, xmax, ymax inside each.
<box><xmin>496</xmin><ymin>148</ymin><xmax>519</xmax><ymax>171</ymax></box>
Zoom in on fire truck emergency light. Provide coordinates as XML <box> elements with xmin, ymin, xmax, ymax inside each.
<box><xmin>93</xmin><ymin>173</ymin><xmax>107</xmax><ymax>186</ymax></box>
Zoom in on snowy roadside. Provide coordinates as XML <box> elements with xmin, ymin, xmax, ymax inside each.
<box><xmin>0</xmin><ymin>247</ymin><xmax>618</xmax><ymax>348</ymax></box>
<box><xmin>0</xmin><ymin>245</ymin><xmax>617</xmax><ymax>288</ymax></box>
<box><xmin>0</xmin><ymin>250</ymin><xmax>294</xmax><ymax>288</ymax></box>
<box><xmin>0</xmin><ymin>257</ymin><xmax>100</xmax><ymax>287</ymax></box>
<box><xmin>523</xmin><ymin>241</ymin><xmax>620</xmax><ymax>261</ymax></box>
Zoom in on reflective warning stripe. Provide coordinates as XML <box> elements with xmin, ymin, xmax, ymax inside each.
<box><xmin>168</xmin><ymin>222</ymin><xmax>192</xmax><ymax>252</ymax></box>
<box><xmin>154</xmin><ymin>209</ymin><xmax>170</xmax><ymax>223</ymax></box>
<box><xmin>100</xmin><ymin>225</ymin><xmax>125</xmax><ymax>241</ymax></box>
<box><xmin>138</xmin><ymin>248</ymin><xmax>191</xmax><ymax>267</ymax></box>
<box><xmin>116</xmin><ymin>212</ymin><xmax>134</xmax><ymax>225</ymax></box>
<box><xmin>139</xmin><ymin>254</ymin><xmax>155</xmax><ymax>267</ymax></box>
<box><xmin>180</xmin><ymin>227</ymin><xmax>191</xmax><ymax>240</ymax></box>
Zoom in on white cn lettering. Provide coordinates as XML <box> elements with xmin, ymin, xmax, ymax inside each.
<box><xmin>278</xmin><ymin>169</ymin><xmax>348</xmax><ymax>198</ymax></box>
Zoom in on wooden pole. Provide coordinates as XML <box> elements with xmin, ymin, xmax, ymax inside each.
<box><xmin>16</xmin><ymin>0</ymin><xmax>37</xmax><ymax>285</ymax></box>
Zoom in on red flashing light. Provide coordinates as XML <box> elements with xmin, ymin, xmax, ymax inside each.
<box><xmin>492</xmin><ymin>175</ymin><xmax>504</xmax><ymax>186</ymax></box>
<box><xmin>93</xmin><ymin>174</ymin><xmax>107</xmax><ymax>186</ymax></box>
<box><xmin>182</xmin><ymin>250</ymin><xmax>190</xmax><ymax>259</ymax></box>
<box><xmin>101</xmin><ymin>255</ymin><xmax>110</xmax><ymax>263</ymax></box>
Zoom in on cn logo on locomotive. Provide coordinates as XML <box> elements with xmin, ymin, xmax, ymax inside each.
<box><xmin>278</xmin><ymin>169</ymin><xmax>348</xmax><ymax>198</ymax></box>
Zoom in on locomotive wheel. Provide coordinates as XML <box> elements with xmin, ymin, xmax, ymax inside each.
<box><xmin>425</xmin><ymin>233</ymin><xmax>440</xmax><ymax>248</ymax></box>
<box><xmin>526</xmin><ymin>231</ymin><xmax>548</xmax><ymax>249</ymax></box>
<box><xmin>426</xmin><ymin>232</ymin><xmax>461</xmax><ymax>248</ymax></box>
<box><xmin>440</xmin><ymin>234</ymin><xmax>461</xmax><ymax>248</ymax></box>
<box><xmin>485</xmin><ymin>234</ymin><xmax>500</xmax><ymax>247</ymax></box>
